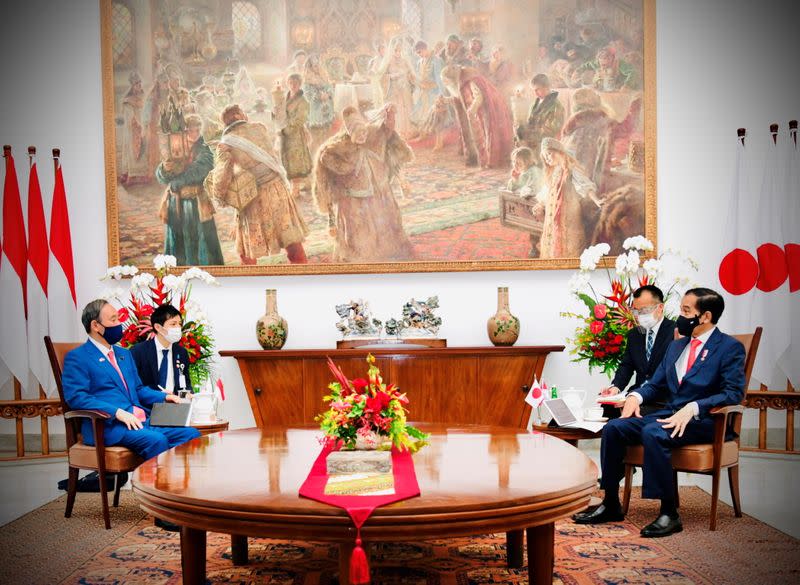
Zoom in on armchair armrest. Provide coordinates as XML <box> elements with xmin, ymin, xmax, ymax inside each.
<box><xmin>65</xmin><ymin>409</ymin><xmax>111</xmax><ymax>420</ymax></box>
<box><xmin>709</xmin><ymin>405</ymin><xmax>745</xmax><ymax>416</ymax></box>
<box><xmin>709</xmin><ymin>404</ymin><xmax>745</xmax><ymax>471</ymax></box>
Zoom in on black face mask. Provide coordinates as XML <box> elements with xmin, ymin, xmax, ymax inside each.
<box><xmin>676</xmin><ymin>314</ymin><xmax>701</xmax><ymax>337</ymax></box>
<box><xmin>99</xmin><ymin>323</ymin><xmax>124</xmax><ymax>345</ymax></box>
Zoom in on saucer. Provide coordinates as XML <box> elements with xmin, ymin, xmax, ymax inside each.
<box><xmin>582</xmin><ymin>416</ymin><xmax>608</xmax><ymax>423</ymax></box>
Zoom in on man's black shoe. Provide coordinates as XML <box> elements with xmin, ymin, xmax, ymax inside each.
<box><xmin>154</xmin><ymin>518</ymin><xmax>181</xmax><ymax>532</ymax></box>
<box><xmin>640</xmin><ymin>514</ymin><xmax>683</xmax><ymax>537</ymax></box>
<box><xmin>573</xmin><ymin>504</ymin><xmax>624</xmax><ymax>524</ymax></box>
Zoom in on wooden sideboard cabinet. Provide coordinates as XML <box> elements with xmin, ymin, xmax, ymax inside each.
<box><xmin>219</xmin><ymin>346</ymin><xmax>564</xmax><ymax>429</ymax></box>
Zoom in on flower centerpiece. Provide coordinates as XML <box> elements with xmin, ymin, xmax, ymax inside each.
<box><xmin>99</xmin><ymin>254</ymin><xmax>219</xmax><ymax>388</ymax></box>
<box><xmin>561</xmin><ymin>236</ymin><xmax>698</xmax><ymax>376</ymax></box>
<box><xmin>317</xmin><ymin>354</ymin><xmax>428</xmax><ymax>452</ymax></box>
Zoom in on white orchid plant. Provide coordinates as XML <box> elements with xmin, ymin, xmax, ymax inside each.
<box><xmin>99</xmin><ymin>255</ymin><xmax>220</xmax><ymax>388</ymax></box>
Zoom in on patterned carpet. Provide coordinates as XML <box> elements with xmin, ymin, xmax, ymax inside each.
<box><xmin>1</xmin><ymin>487</ymin><xmax>797</xmax><ymax>585</ymax></box>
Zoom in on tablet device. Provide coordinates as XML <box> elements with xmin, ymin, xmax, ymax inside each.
<box><xmin>149</xmin><ymin>402</ymin><xmax>193</xmax><ymax>427</ymax></box>
<box><xmin>543</xmin><ymin>398</ymin><xmax>578</xmax><ymax>427</ymax></box>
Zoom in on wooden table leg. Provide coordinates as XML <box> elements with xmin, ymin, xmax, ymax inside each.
<box><xmin>338</xmin><ymin>542</ymin><xmax>353</xmax><ymax>585</ymax></box>
<box><xmin>526</xmin><ymin>522</ymin><xmax>554</xmax><ymax>584</ymax></box>
<box><xmin>506</xmin><ymin>529</ymin><xmax>524</xmax><ymax>568</ymax></box>
<box><xmin>231</xmin><ymin>534</ymin><xmax>248</xmax><ymax>565</ymax></box>
<box><xmin>180</xmin><ymin>526</ymin><xmax>207</xmax><ymax>585</ymax></box>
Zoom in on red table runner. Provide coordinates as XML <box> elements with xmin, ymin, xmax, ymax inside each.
<box><xmin>299</xmin><ymin>445</ymin><xmax>421</xmax><ymax>584</ymax></box>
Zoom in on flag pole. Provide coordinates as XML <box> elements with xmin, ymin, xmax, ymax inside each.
<box><xmin>790</xmin><ymin>120</ymin><xmax>798</xmax><ymax>147</ymax></box>
<box><xmin>737</xmin><ymin>127</ymin><xmax>745</xmax><ymax>146</ymax></box>
<box><xmin>27</xmin><ymin>146</ymin><xmax>36</xmax><ymax>170</ymax></box>
<box><xmin>52</xmin><ymin>148</ymin><xmax>60</xmax><ymax>173</ymax></box>
<box><xmin>770</xmin><ymin>123</ymin><xmax>779</xmax><ymax>145</ymax></box>
<box><xmin>3</xmin><ymin>144</ymin><xmax>10</xmax><ymax>161</ymax></box>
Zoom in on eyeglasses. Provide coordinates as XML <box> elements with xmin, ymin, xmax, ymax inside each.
<box><xmin>631</xmin><ymin>304</ymin><xmax>659</xmax><ymax>317</ymax></box>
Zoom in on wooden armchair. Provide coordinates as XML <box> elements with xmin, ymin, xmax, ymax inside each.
<box><xmin>621</xmin><ymin>327</ymin><xmax>762</xmax><ymax>530</ymax></box>
<box><xmin>45</xmin><ymin>336</ymin><xmax>143</xmax><ymax>529</ymax></box>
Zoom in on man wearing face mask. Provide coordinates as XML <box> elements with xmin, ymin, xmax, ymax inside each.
<box><xmin>599</xmin><ymin>285</ymin><xmax>676</xmax><ymax>418</ymax></box>
<box><xmin>574</xmin><ymin>288</ymin><xmax>745</xmax><ymax>537</ymax></box>
<box><xmin>130</xmin><ymin>304</ymin><xmax>191</xmax><ymax>395</ymax></box>
<box><xmin>62</xmin><ymin>300</ymin><xmax>200</xmax><ymax>463</ymax></box>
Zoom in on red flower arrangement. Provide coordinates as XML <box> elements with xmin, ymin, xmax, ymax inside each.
<box><xmin>317</xmin><ymin>354</ymin><xmax>427</xmax><ymax>451</ymax></box>
<box><xmin>100</xmin><ymin>255</ymin><xmax>218</xmax><ymax>388</ymax></box>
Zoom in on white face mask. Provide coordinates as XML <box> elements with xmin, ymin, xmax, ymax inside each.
<box><xmin>162</xmin><ymin>326</ymin><xmax>183</xmax><ymax>344</ymax></box>
<box><xmin>636</xmin><ymin>311</ymin><xmax>658</xmax><ymax>330</ymax></box>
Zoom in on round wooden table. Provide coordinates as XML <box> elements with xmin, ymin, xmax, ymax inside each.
<box><xmin>132</xmin><ymin>424</ymin><xmax>597</xmax><ymax>584</ymax></box>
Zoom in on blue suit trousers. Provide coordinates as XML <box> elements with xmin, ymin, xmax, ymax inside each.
<box><xmin>113</xmin><ymin>424</ymin><xmax>200</xmax><ymax>461</ymax></box>
<box><xmin>599</xmin><ymin>410</ymin><xmax>715</xmax><ymax>500</ymax></box>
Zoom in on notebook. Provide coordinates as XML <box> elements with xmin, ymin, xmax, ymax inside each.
<box><xmin>149</xmin><ymin>402</ymin><xmax>193</xmax><ymax>427</ymax></box>
<box><xmin>543</xmin><ymin>398</ymin><xmax>578</xmax><ymax>427</ymax></box>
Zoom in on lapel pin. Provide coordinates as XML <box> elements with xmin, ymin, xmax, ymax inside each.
<box><xmin>701</xmin><ymin>349</ymin><xmax>708</xmax><ymax>361</ymax></box>
<box><xmin>99</xmin><ymin>358</ymin><xmax>106</xmax><ymax>362</ymax></box>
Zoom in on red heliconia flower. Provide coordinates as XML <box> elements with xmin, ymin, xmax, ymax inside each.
<box><xmin>604</xmin><ymin>279</ymin><xmax>631</xmax><ymax>306</ymax></box>
<box><xmin>326</xmin><ymin>357</ymin><xmax>354</xmax><ymax>394</ymax></box>
<box><xmin>639</xmin><ymin>274</ymin><xmax>650</xmax><ymax>287</ymax></box>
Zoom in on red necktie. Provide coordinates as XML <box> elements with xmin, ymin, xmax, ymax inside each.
<box><xmin>685</xmin><ymin>338</ymin><xmax>702</xmax><ymax>374</ymax></box>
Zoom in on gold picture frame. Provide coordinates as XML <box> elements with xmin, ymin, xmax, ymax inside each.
<box><xmin>101</xmin><ymin>0</ymin><xmax>656</xmax><ymax>276</ymax></box>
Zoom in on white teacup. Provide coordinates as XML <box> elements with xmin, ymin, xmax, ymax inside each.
<box><xmin>585</xmin><ymin>407</ymin><xmax>605</xmax><ymax>420</ymax></box>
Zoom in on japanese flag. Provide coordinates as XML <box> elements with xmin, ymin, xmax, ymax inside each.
<box><xmin>525</xmin><ymin>378</ymin><xmax>546</xmax><ymax>408</ymax></box>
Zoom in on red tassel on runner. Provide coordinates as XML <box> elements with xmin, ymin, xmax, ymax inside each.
<box><xmin>349</xmin><ymin>531</ymin><xmax>370</xmax><ymax>584</ymax></box>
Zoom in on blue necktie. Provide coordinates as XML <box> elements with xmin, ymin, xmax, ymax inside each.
<box><xmin>646</xmin><ymin>328</ymin><xmax>655</xmax><ymax>361</ymax></box>
<box><xmin>158</xmin><ymin>349</ymin><xmax>169</xmax><ymax>390</ymax></box>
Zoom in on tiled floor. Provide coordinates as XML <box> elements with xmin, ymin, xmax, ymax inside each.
<box><xmin>1</xmin><ymin>449</ymin><xmax>798</xmax><ymax>538</ymax></box>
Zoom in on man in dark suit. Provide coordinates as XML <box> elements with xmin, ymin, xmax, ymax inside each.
<box><xmin>130</xmin><ymin>304</ymin><xmax>191</xmax><ymax>395</ymax></box>
<box><xmin>62</xmin><ymin>300</ymin><xmax>200</xmax><ymax>461</ymax></box>
<box><xmin>599</xmin><ymin>285</ymin><xmax>676</xmax><ymax>417</ymax></box>
<box><xmin>574</xmin><ymin>288</ymin><xmax>746</xmax><ymax>537</ymax></box>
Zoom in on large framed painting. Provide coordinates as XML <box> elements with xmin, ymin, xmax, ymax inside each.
<box><xmin>101</xmin><ymin>0</ymin><xmax>655</xmax><ymax>275</ymax></box>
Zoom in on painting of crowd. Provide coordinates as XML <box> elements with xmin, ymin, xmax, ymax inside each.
<box><xmin>110</xmin><ymin>0</ymin><xmax>647</xmax><ymax>269</ymax></box>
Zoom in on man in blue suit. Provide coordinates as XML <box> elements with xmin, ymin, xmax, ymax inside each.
<box><xmin>130</xmin><ymin>304</ymin><xmax>191</xmax><ymax>395</ymax></box>
<box><xmin>574</xmin><ymin>288</ymin><xmax>746</xmax><ymax>537</ymax></box>
<box><xmin>62</xmin><ymin>299</ymin><xmax>200</xmax><ymax>462</ymax></box>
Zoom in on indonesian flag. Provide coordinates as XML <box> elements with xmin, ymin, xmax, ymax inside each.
<box><xmin>0</xmin><ymin>150</ymin><xmax>30</xmax><ymax>386</ymax></box>
<box><xmin>525</xmin><ymin>377</ymin><xmax>546</xmax><ymax>408</ymax></box>
<box><xmin>718</xmin><ymin>128</ymin><xmax>792</xmax><ymax>389</ymax></box>
<box><xmin>778</xmin><ymin>124</ymin><xmax>799</xmax><ymax>388</ymax></box>
<box><xmin>27</xmin><ymin>159</ymin><xmax>54</xmax><ymax>394</ymax></box>
<box><xmin>48</xmin><ymin>160</ymin><xmax>80</xmax><ymax>342</ymax></box>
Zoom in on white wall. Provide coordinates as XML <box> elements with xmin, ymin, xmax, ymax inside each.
<box><xmin>1</xmin><ymin>0</ymin><xmax>798</xmax><ymax>435</ymax></box>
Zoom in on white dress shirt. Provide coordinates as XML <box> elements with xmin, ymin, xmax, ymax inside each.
<box><xmin>155</xmin><ymin>337</ymin><xmax>174</xmax><ymax>392</ymax></box>
<box><xmin>631</xmin><ymin>326</ymin><xmax>717</xmax><ymax>416</ymax></box>
<box><xmin>88</xmin><ymin>335</ymin><xmax>112</xmax><ymax>357</ymax></box>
